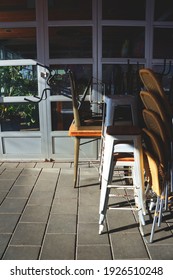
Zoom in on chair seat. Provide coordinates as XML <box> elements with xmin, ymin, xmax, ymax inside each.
<box><xmin>83</xmin><ymin>117</ymin><xmax>102</xmax><ymax>126</ymax></box>
<box><xmin>107</xmin><ymin>125</ymin><xmax>141</xmax><ymax>136</ymax></box>
<box><xmin>68</xmin><ymin>122</ymin><xmax>102</xmax><ymax>137</ymax></box>
<box><xmin>114</xmin><ymin>152</ymin><xmax>134</xmax><ymax>162</ymax></box>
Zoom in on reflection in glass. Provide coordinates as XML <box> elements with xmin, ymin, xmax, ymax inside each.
<box><xmin>49</xmin><ymin>27</ymin><xmax>92</xmax><ymax>58</ymax></box>
<box><xmin>0</xmin><ymin>0</ymin><xmax>36</xmax><ymax>22</ymax></box>
<box><xmin>102</xmin><ymin>26</ymin><xmax>145</xmax><ymax>58</ymax></box>
<box><xmin>154</xmin><ymin>0</ymin><xmax>173</xmax><ymax>21</ymax></box>
<box><xmin>0</xmin><ymin>28</ymin><xmax>37</xmax><ymax>59</ymax></box>
<box><xmin>0</xmin><ymin>103</ymin><xmax>39</xmax><ymax>131</ymax></box>
<box><xmin>152</xmin><ymin>64</ymin><xmax>173</xmax><ymax>103</ymax></box>
<box><xmin>49</xmin><ymin>64</ymin><xmax>92</xmax><ymax>96</ymax></box>
<box><xmin>153</xmin><ymin>28</ymin><xmax>173</xmax><ymax>59</ymax></box>
<box><xmin>102</xmin><ymin>0</ymin><xmax>145</xmax><ymax>20</ymax></box>
<box><xmin>102</xmin><ymin>64</ymin><xmax>144</xmax><ymax>95</ymax></box>
<box><xmin>51</xmin><ymin>101</ymin><xmax>73</xmax><ymax>131</ymax></box>
<box><xmin>0</xmin><ymin>65</ymin><xmax>38</xmax><ymax>97</ymax></box>
<box><xmin>48</xmin><ymin>0</ymin><xmax>92</xmax><ymax>20</ymax></box>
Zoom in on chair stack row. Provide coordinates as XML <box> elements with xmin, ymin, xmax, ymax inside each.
<box><xmin>139</xmin><ymin>68</ymin><xmax>173</xmax><ymax>242</ymax></box>
<box><xmin>68</xmin><ymin>67</ymin><xmax>172</xmax><ymax>243</ymax></box>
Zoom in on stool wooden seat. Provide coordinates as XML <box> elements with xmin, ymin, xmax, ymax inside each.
<box><xmin>69</xmin><ymin>122</ymin><xmax>102</xmax><ymax>137</ymax></box>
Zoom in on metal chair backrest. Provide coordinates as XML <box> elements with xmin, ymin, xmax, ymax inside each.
<box><xmin>140</xmin><ymin>90</ymin><xmax>172</xmax><ymax>139</ymax></box>
<box><xmin>139</xmin><ymin>68</ymin><xmax>173</xmax><ymax>118</ymax></box>
<box><xmin>69</xmin><ymin>70</ymin><xmax>94</xmax><ymax>128</ymax></box>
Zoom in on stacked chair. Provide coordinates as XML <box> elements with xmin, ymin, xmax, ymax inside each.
<box><xmin>68</xmin><ymin>71</ymin><xmax>102</xmax><ymax>187</ymax></box>
<box><xmin>98</xmin><ymin>95</ymin><xmax>146</xmax><ymax>235</ymax></box>
<box><xmin>139</xmin><ymin>68</ymin><xmax>173</xmax><ymax>242</ymax></box>
<box><xmin>142</xmin><ymin>127</ymin><xmax>168</xmax><ymax>242</ymax></box>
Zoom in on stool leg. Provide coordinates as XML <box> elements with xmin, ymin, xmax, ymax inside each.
<box><xmin>74</xmin><ymin>137</ymin><xmax>80</xmax><ymax>188</ymax></box>
<box><xmin>150</xmin><ymin>196</ymin><xmax>160</xmax><ymax>243</ymax></box>
<box><xmin>99</xmin><ymin>135</ymin><xmax>115</xmax><ymax>234</ymax></box>
<box><xmin>133</xmin><ymin>136</ymin><xmax>146</xmax><ymax>219</ymax></box>
<box><xmin>99</xmin><ymin>178</ymin><xmax>110</xmax><ymax>234</ymax></box>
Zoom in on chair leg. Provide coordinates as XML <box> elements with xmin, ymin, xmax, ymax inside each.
<box><xmin>150</xmin><ymin>196</ymin><xmax>160</xmax><ymax>243</ymax></box>
<box><xmin>99</xmin><ymin>178</ymin><xmax>111</xmax><ymax>234</ymax></box>
<box><xmin>74</xmin><ymin>137</ymin><xmax>80</xmax><ymax>188</ymax></box>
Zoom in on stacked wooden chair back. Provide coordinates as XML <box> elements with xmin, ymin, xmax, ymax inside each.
<box><xmin>142</xmin><ymin>127</ymin><xmax>168</xmax><ymax>242</ymax></box>
<box><xmin>139</xmin><ymin>68</ymin><xmax>173</xmax><ymax>242</ymax></box>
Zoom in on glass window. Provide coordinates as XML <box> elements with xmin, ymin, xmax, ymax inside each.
<box><xmin>153</xmin><ymin>28</ymin><xmax>173</xmax><ymax>59</ymax></box>
<box><xmin>154</xmin><ymin>0</ymin><xmax>173</xmax><ymax>21</ymax></box>
<box><xmin>49</xmin><ymin>64</ymin><xmax>92</xmax><ymax>96</ymax></box>
<box><xmin>102</xmin><ymin>64</ymin><xmax>144</xmax><ymax>95</ymax></box>
<box><xmin>50</xmin><ymin>64</ymin><xmax>93</xmax><ymax>131</ymax></box>
<box><xmin>152</xmin><ymin>64</ymin><xmax>173</xmax><ymax>103</ymax></box>
<box><xmin>0</xmin><ymin>65</ymin><xmax>38</xmax><ymax>97</ymax></box>
<box><xmin>0</xmin><ymin>103</ymin><xmax>39</xmax><ymax>131</ymax></box>
<box><xmin>51</xmin><ymin>101</ymin><xmax>73</xmax><ymax>131</ymax></box>
<box><xmin>49</xmin><ymin>27</ymin><xmax>92</xmax><ymax>59</ymax></box>
<box><xmin>48</xmin><ymin>0</ymin><xmax>92</xmax><ymax>20</ymax></box>
<box><xmin>102</xmin><ymin>26</ymin><xmax>145</xmax><ymax>58</ymax></box>
<box><xmin>0</xmin><ymin>28</ymin><xmax>37</xmax><ymax>59</ymax></box>
<box><xmin>0</xmin><ymin>0</ymin><xmax>36</xmax><ymax>22</ymax></box>
<box><xmin>102</xmin><ymin>0</ymin><xmax>146</xmax><ymax>20</ymax></box>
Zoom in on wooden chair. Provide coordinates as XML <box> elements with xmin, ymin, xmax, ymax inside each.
<box><xmin>142</xmin><ymin>109</ymin><xmax>170</xmax><ymax>164</ymax></box>
<box><xmin>68</xmin><ymin>71</ymin><xmax>102</xmax><ymax>187</ymax></box>
<box><xmin>140</xmin><ymin>89</ymin><xmax>173</xmax><ymax>193</ymax></box>
<box><xmin>142</xmin><ymin>109</ymin><xmax>171</xmax><ymax>213</ymax></box>
<box><xmin>140</xmin><ymin>90</ymin><xmax>172</xmax><ymax>139</ymax></box>
<box><xmin>142</xmin><ymin>128</ymin><xmax>168</xmax><ymax>242</ymax></box>
<box><xmin>139</xmin><ymin>68</ymin><xmax>173</xmax><ymax>126</ymax></box>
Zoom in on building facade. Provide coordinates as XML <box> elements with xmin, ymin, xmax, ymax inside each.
<box><xmin>0</xmin><ymin>0</ymin><xmax>173</xmax><ymax>160</ymax></box>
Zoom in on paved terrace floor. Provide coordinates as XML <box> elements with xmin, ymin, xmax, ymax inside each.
<box><xmin>0</xmin><ymin>161</ymin><xmax>173</xmax><ymax>260</ymax></box>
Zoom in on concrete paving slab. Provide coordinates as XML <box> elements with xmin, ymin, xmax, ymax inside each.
<box><xmin>51</xmin><ymin>197</ymin><xmax>78</xmax><ymax>215</ymax></box>
<box><xmin>47</xmin><ymin>214</ymin><xmax>77</xmax><ymax>234</ymax></box>
<box><xmin>10</xmin><ymin>223</ymin><xmax>46</xmax><ymax>246</ymax></box>
<box><xmin>14</xmin><ymin>175</ymin><xmax>38</xmax><ymax>186</ymax></box>
<box><xmin>3</xmin><ymin>246</ymin><xmax>40</xmax><ymax>260</ymax></box>
<box><xmin>0</xmin><ymin>214</ymin><xmax>20</xmax><ymax>233</ymax></box>
<box><xmin>17</xmin><ymin>162</ymin><xmax>37</xmax><ymax>168</ymax></box>
<box><xmin>34</xmin><ymin>180</ymin><xmax>57</xmax><ymax>192</ymax></box>
<box><xmin>0</xmin><ymin>234</ymin><xmax>11</xmax><ymax>258</ymax></box>
<box><xmin>0</xmin><ymin>198</ymin><xmax>27</xmax><ymax>214</ymax></box>
<box><xmin>107</xmin><ymin>210</ymin><xmax>139</xmax><ymax>233</ymax></box>
<box><xmin>0</xmin><ymin>169</ymin><xmax>22</xmax><ymax>180</ymax></box>
<box><xmin>79</xmin><ymin>204</ymin><xmax>99</xmax><ymax>223</ymax></box>
<box><xmin>77</xmin><ymin>245</ymin><xmax>112</xmax><ymax>260</ymax></box>
<box><xmin>20</xmin><ymin>205</ymin><xmax>50</xmax><ymax>223</ymax></box>
<box><xmin>28</xmin><ymin>191</ymin><xmax>54</xmax><ymax>206</ymax></box>
<box><xmin>40</xmin><ymin>234</ymin><xmax>76</xmax><ymax>260</ymax></box>
<box><xmin>35</xmin><ymin>162</ymin><xmax>54</xmax><ymax>168</ymax></box>
<box><xmin>53</xmin><ymin>162</ymin><xmax>72</xmax><ymax>168</ymax></box>
<box><xmin>0</xmin><ymin>180</ymin><xmax>15</xmax><ymax>192</ymax></box>
<box><xmin>110</xmin><ymin>232</ymin><xmax>149</xmax><ymax>260</ymax></box>
<box><xmin>7</xmin><ymin>185</ymin><xmax>34</xmax><ymax>198</ymax></box>
<box><xmin>21</xmin><ymin>168</ymin><xmax>41</xmax><ymax>176</ymax></box>
<box><xmin>78</xmin><ymin>223</ymin><xmax>109</xmax><ymax>245</ymax></box>
<box><xmin>146</xmin><ymin>244</ymin><xmax>173</xmax><ymax>260</ymax></box>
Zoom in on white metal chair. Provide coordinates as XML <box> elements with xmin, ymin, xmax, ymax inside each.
<box><xmin>99</xmin><ymin>94</ymin><xmax>139</xmax><ymax>180</ymax></box>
